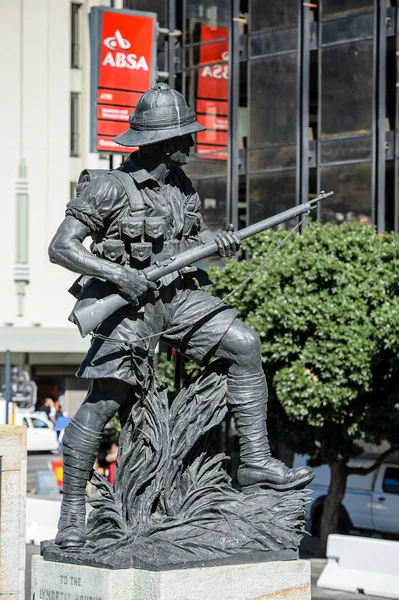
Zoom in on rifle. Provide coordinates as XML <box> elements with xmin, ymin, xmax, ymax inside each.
<box><xmin>72</xmin><ymin>191</ymin><xmax>333</xmax><ymax>337</ymax></box>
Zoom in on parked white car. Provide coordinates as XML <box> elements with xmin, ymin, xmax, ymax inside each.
<box><xmin>294</xmin><ymin>453</ymin><xmax>399</xmax><ymax>538</ymax></box>
<box><xmin>0</xmin><ymin>399</ymin><xmax>59</xmax><ymax>452</ymax></box>
<box><xmin>17</xmin><ymin>413</ymin><xmax>59</xmax><ymax>452</ymax></box>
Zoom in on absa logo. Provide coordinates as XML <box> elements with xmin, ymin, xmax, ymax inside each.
<box><xmin>102</xmin><ymin>29</ymin><xmax>149</xmax><ymax>71</ymax></box>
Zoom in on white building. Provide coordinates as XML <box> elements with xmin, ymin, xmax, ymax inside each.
<box><xmin>0</xmin><ymin>0</ymin><xmax>124</xmax><ymax>415</ymax></box>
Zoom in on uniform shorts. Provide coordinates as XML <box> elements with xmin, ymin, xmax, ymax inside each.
<box><xmin>76</xmin><ymin>274</ymin><xmax>238</xmax><ymax>387</ymax></box>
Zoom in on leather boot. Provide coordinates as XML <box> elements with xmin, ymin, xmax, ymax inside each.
<box><xmin>55</xmin><ymin>419</ymin><xmax>102</xmax><ymax>548</ymax></box>
<box><xmin>227</xmin><ymin>372</ymin><xmax>314</xmax><ymax>491</ymax></box>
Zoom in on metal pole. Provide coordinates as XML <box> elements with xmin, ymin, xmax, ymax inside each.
<box><xmin>227</xmin><ymin>0</ymin><xmax>240</xmax><ymax>230</ymax></box>
<box><xmin>376</xmin><ymin>1</ymin><xmax>387</xmax><ymax>233</ymax></box>
<box><xmin>4</xmin><ymin>350</ymin><xmax>11</xmax><ymax>425</ymax></box>
<box><xmin>316</xmin><ymin>0</ymin><xmax>322</xmax><ymax>220</ymax></box>
<box><xmin>300</xmin><ymin>2</ymin><xmax>310</xmax><ymax>209</ymax></box>
<box><xmin>395</xmin><ymin>0</ymin><xmax>399</xmax><ymax>232</ymax></box>
<box><xmin>168</xmin><ymin>0</ymin><xmax>176</xmax><ymax>87</ymax></box>
<box><xmin>295</xmin><ymin>0</ymin><xmax>302</xmax><ymax>210</ymax></box>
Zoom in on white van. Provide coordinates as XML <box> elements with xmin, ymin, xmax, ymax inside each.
<box><xmin>294</xmin><ymin>453</ymin><xmax>399</xmax><ymax>537</ymax></box>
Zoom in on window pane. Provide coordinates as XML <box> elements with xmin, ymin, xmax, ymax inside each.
<box><xmin>70</xmin><ymin>181</ymin><xmax>77</xmax><ymax>199</ymax></box>
<box><xmin>186</xmin><ymin>152</ymin><xmax>227</xmax><ymax>178</ymax></box>
<box><xmin>70</xmin><ymin>92</ymin><xmax>80</xmax><ymax>157</ymax></box>
<box><xmin>31</xmin><ymin>417</ymin><xmax>49</xmax><ymax>429</ymax></box>
<box><xmin>249</xmin><ymin>0</ymin><xmax>298</xmax><ymax>33</ymax></box>
<box><xmin>320</xmin><ymin>135</ymin><xmax>372</xmax><ymax>164</ymax></box>
<box><xmin>71</xmin><ymin>4</ymin><xmax>80</xmax><ymax>69</ymax></box>
<box><xmin>185</xmin><ymin>68</ymin><xmax>228</xmax><ymax>158</ymax></box>
<box><xmin>184</xmin><ymin>68</ymin><xmax>228</xmax><ymax>111</ymax></box>
<box><xmin>322</xmin><ymin>12</ymin><xmax>373</xmax><ymax>45</ymax></box>
<box><xmin>124</xmin><ymin>0</ymin><xmax>167</xmax><ymax>28</ymax></box>
<box><xmin>249</xmin><ymin>145</ymin><xmax>296</xmax><ymax>171</ymax></box>
<box><xmin>250</xmin><ymin>27</ymin><xmax>298</xmax><ymax>58</ymax></box>
<box><xmin>248</xmin><ymin>170</ymin><xmax>296</xmax><ymax>225</ymax></box>
<box><xmin>319</xmin><ymin>162</ymin><xmax>372</xmax><ymax>224</ymax></box>
<box><xmin>192</xmin><ymin>177</ymin><xmax>227</xmax><ymax>232</ymax></box>
<box><xmin>322</xmin><ymin>0</ymin><xmax>374</xmax><ymax>19</ymax></box>
<box><xmin>321</xmin><ymin>40</ymin><xmax>373</xmax><ymax>138</ymax></box>
<box><xmin>249</xmin><ymin>53</ymin><xmax>297</xmax><ymax>147</ymax></box>
<box><xmin>185</xmin><ymin>0</ymin><xmax>230</xmax><ymax>44</ymax></box>
<box><xmin>383</xmin><ymin>467</ymin><xmax>399</xmax><ymax>495</ymax></box>
<box><xmin>185</xmin><ymin>38</ymin><xmax>228</xmax><ymax>68</ymax></box>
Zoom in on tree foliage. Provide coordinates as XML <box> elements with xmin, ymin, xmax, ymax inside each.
<box><xmin>207</xmin><ymin>222</ymin><xmax>399</xmax><ymax>467</ymax></box>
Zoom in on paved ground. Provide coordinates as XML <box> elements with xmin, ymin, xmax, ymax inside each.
<box><xmin>25</xmin><ymin>544</ymin><xmax>391</xmax><ymax>600</ymax></box>
<box><xmin>27</xmin><ymin>451</ymin><xmax>57</xmax><ymax>492</ymax></box>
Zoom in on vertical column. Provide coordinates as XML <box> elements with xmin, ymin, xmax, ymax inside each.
<box><xmin>298</xmin><ymin>1</ymin><xmax>310</xmax><ymax>207</ymax></box>
<box><xmin>376</xmin><ymin>1</ymin><xmax>387</xmax><ymax>233</ymax></box>
<box><xmin>168</xmin><ymin>0</ymin><xmax>176</xmax><ymax>87</ymax></box>
<box><xmin>13</xmin><ymin>157</ymin><xmax>30</xmax><ymax>318</ymax></box>
<box><xmin>0</xmin><ymin>426</ymin><xmax>27</xmax><ymax>599</ymax></box>
<box><xmin>227</xmin><ymin>0</ymin><xmax>240</xmax><ymax>230</ymax></box>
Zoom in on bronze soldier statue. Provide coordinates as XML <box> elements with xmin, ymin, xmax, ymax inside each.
<box><xmin>49</xmin><ymin>83</ymin><xmax>313</xmax><ymax>549</ymax></box>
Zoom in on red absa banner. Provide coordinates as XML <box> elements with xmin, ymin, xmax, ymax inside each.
<box><xmin>99</xmin><ymin>11</ymin><xmax>153</xmax><ymax>92</ymax></box>
<box><xmin>94</xmin><ymin>10</ymin><xmax>156</xmax><ymax>154</ymax></box>
<box><xmin>196</xmin><ymin>25</ymin><xmax>228</xmax><ymax>160</ymax></box>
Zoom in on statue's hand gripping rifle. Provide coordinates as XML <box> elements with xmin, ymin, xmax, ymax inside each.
<box><xmin>72</xmin><ymin>191</ymin><xmax>333</xmax><ymax>337</ymax></box>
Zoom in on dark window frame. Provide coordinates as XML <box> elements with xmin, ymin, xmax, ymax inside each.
<box><xmin>71</xmin><ymin>3</ymin><xmax>80</xmax><ymax>69</ymax></box>
<box><xmin>70</xmin><ymin>92</ymin><xmax>80</xmax><ymax>157</ymax></box>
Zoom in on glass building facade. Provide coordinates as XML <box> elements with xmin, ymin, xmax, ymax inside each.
<box><xmin>124</xmin><ymin>0</ymin><xmax>399</xmax><ymax>233</ymax></box>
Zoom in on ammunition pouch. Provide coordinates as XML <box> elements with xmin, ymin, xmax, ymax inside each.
<box><xmin>98</xmin><ymin>215</ymin><xmax>202</xmax><ymax>270</ymax></box>
<box><xmin>144</xmin><ymin>218</ymin><xmax>165</xmax><ymax>240</ymax></box>
<box><xmin>130</xmin><ymin>242</ymin><xmax>152</xmax><ymax>269</ymax></box>
<box><xmin>102</xmin><ymin>240</ymin><xmax>126</xmax><ymax>264</ymax></box>
<box><xmin>120</xmin><ymin>216</ymin><xmax>145</xmax><ymax>240</ymax></box>
<box><xmin>145</xmin><ymin>217</ymin><xmax>165</xmax><ymax>254</ymax></box>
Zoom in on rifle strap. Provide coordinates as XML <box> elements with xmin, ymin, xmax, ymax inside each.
<box><xmin>108</xmin><ymin>169</ymin><xmax>144</xmax><ymax>213</ymax></box>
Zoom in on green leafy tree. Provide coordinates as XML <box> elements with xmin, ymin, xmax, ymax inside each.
<box><xmin>207</xmin><ymin>221</ymin><xmax>399</xmax><ymax>554</ymax></box>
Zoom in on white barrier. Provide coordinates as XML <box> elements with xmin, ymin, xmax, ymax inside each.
<box><xmin>26</xmin><ymin>497</ymin><xmax>92</xmax><ymax>545</ymax></box>
<box><xmin>26</xmin><ymin>497</ymin><xmax>61</xmax><ymax>545</ymax></box>
<box><xmin>318</xmin><ymin>534</ymin><xmax>399</xmax><ymax>599</ymax></box>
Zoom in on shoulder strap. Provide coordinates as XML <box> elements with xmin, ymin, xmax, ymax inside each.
<box><xmin>108</xmin><ymin>169</ymin><xmax>144</xmax><ymax>213</ymax></box>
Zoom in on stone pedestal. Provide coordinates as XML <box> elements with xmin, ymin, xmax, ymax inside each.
<box><xmin>0</xmin><ymin>425</ymin><xmax>27</xmax><ymax>600</ymax></box>
<box><xmin>31</xmin><ymin>555</ymin><xmax>310</xmax><ymax>600</ymax></box>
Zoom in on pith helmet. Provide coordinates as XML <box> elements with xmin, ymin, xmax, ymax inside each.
<box><xmin>113</xmin><ymin>83</ymin><xmax>205</xmax><ymax>147</ymax></box>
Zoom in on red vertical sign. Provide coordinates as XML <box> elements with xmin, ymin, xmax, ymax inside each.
<box><xmin>196</xmin><ymin>25</ymin><xmax>229</xmax><ymax>160</ymax></box>
<box><xmin>94</xmin><ymin>10</ymin><xmax>156</xmax><ymax>153</ymax></box>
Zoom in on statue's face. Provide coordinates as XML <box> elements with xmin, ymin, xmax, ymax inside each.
<box><xmin>167</xmin><ymin>134</ymin><xmax>195</xmax><ymax>166</ymax></box>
